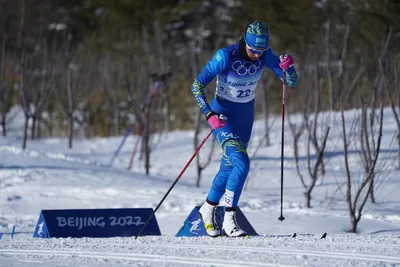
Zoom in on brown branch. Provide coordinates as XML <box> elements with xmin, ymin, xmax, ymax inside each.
<box><xmin>341</xmin><ymin>108</ymin><xmax>354</xmax><ymax>214</ymax></box>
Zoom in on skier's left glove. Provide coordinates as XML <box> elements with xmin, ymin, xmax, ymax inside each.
<box><xmin>279</xmin><ymin>54</ymin><xmax>294</xmax><ymax>70</ymax></box>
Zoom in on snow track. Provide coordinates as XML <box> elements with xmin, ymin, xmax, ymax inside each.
<box><xmin>1</xmin><ymin>235</ymin><xmax>399</xmax><ymax>266</ymax></box>
<box><xmin>121</xmin><ymin>243</ymin><xmax>400</xmax><ymax>264</ymax></box>
<box><xmin>0</xmin><ymin>249</ymin><xmax>291</xmax><ymax>267</ymax></box>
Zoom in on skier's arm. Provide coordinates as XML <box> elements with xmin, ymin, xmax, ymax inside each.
<box><xmin>191</xmin><ymin>49</ymin><xmax>228</xmax><ymax>116</ymax></box>
<box><xmin>265</xmin><ymin>49</ymin><xmax>298</xmax><ymax>87</ymax></box>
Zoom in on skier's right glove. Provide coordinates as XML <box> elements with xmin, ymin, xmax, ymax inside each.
<box><xmin>206</xmin><ymin>111</ymin><xmax>227</xmax><ymax>129</ymax></box>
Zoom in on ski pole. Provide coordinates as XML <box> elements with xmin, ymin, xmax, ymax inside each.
<box><xmin>108</xmin><ymin>125</ymin><xmax>134</xmax><ymax>167</ymax></box>
<box><xmin>127</xmin><ymin>123</ymin><xmax>144</xmax><ymax>170</ymax></box>
<box><xmin>128</xmin><ymin>81</ymin><xmax>161</xmax><ymax>170</ymax></box>
<box><xmin>135</xmin><ymin>128</ymin><xmax>214</xmax><ymax>239</ymax></box>
<box><xmin>278</xmin><ymin>70</ymin><xmax>286</xmax><ymax>222</ymax></box>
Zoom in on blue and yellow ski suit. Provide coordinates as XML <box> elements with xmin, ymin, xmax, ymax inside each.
<box><xmin>191</xmin><ymin>39</ymin><xmax>298</xmax><ymax>208</ymax></box>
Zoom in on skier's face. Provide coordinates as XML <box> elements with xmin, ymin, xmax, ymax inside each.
<box><xmin>246</xmin><ymin>45</ymin><xmax>264</xmax><ymax>61</ymax></box>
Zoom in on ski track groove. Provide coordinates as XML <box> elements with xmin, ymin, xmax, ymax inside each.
<box><xmin>260</xmin><ymin>236</ymin><xmax>400</xmax><ymax>249</ymax></box>
<box><xmin>0</xmin><ymin>249</ymin><xmax>293</xmax><ymax>267</ymax></box>
<box><xmin>129</xmin><ymin>243</ymin><xmax>400</xmax><ymax>264</ymax></box>
<box><xmin>2</xmin><ymin>240</ymin><xmax>400</xmax><ymax>266</ymax></box>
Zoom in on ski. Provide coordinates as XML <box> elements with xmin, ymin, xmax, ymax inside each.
<box><xmin>214</xmin><ymin>233</ymin><xmax>327</xmax><ymax>239</ymax></box>
<box><xmin>216</xmin><ymin>235</ymin><xmax>251</xmax><ymax>239</ymax></box>
<box><xmin>261</xmin><ymin>233</ymin><xmax>327</xmax><ymax>239</ymax></box>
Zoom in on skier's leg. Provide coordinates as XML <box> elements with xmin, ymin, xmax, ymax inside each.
<box><xmin>200</xmin><ymin>97</ymin><xmax>253</xmax><ymax>237</ymax></box>
<box><xmin>220</xmin><ymin>99</ymin><xmax>253</xmax><ymax>210</ymax></box>
<box><xmin>199</xmin><ymin>112</ymin><xmax>237</xmax><ymax>236</ymax></box>
<box><xmin>203</xmin><ymin>98</ymin><xmax>236</xmax><ymax>203</ymax></box>
<box><xmin>216</xmin><ymin>101</ymin><xmax>253</xmax><ymax>237</ymax></box>
<box><xmin>223</xmin><ymin>140</ymin><xmax>250</xmax><ymax>208</ymax></box>
<box><xmin>221</xmin><ymin>140</ymin><xmax>250</xmax><ymax>237</ymax></box>
<box><xmin>202</xmin><ymin>138</ymin><xmax>251</xmax><ymax>237</ymax></box>
<box><xmin>206</xmin><ymin>155</ymin><xmax>232</xmax><ymax>203</ymax></box>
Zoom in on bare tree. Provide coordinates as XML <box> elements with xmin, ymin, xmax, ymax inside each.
<box><xmin>360</xmin><ymin>27</ymin><xmax>393</xmax><ymax>202</ymax></box>
<box><xmin>52</xmin><ymin>48</ymin><xmax>97</xmax><ymax>145</ymax></box>
<box><xmin>189</xmin><ymin>22</ymin><xmax>217</xmax><ymax>187</ymax></box>
<box><xmin>341</xmin><ymin>103</ymin><xmax>384</xmax><ymax>233</ymax></box>
<box><xmin>141</xmin><ymin>76</ymin><xmax>168</xmax><ymax>175</ymax></box>
<box><xmin>259</xmin><ymin>77</ymin><xmax>275</xmax><ymax>147</ymax></box>
<box><xmin>291</xmin><ymin>113</ymin><xmax>330</xmax><ymax>208</ymax></box>
<box><xmin>30</xmin><ymin>36</ymin><xmax>58</xmax><ymax>140</ymax></box>
<box><xmin>243</xmin><ymin>119</ymin><xmax>278</xmax><ymax>191</ymax></box>
<box><xmin>138</xmin><ymin>25</ymin><xmax>170</xmax><ymax>174</ymax></box>
<box><xmin>324</xmin><ymin>19</ymin><xmax>335</xmax><ymax>111</ymax></box>
<box><xmin>0</xmin><ymin>21</ymin><xmax>14</xmax><ymax>137</ymax></box>
<box><xmin>384</xmin><ymin>59</ymin><xmax>400</xmax><ymax>169</ymax></box>
<box><xmin>289</xmin><ymin>52</ymin><xmax>331</xmax><ymax>208</ymax></box>
<box><xmin>379</xmin><ymin>29</ymin><xmax>400</xmax><ymax>169</ymax></box>
<box><xmin>153</xmin><ymin>20</ymin><xmax>171</xmax><ymax>132</ymax></box>
<box><xmin>66</xmin><ymin>62</ymin><xmax>78</xmax><ymax>148</ymax></box>
<box><xmin>15</xmin><ymin>0</ymin><xmax>59</xmax><ymax>148</ymax></box>
<box><xmin>17</xmin><ymin>0</ymin><xmax>29</xmax><ymax>149</ymax></box>
<box><xmin>100</xmin><ymin>52</ymin><xmax>126</xmax><ymax>137</ymax></box>
<box><xmin>288</xmin><ymin>115</ymin><xmax>306</xmax><ymax>184</ymax></box>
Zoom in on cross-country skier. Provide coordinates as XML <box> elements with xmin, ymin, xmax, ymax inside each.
<box><xmin>191</xmin><ymin>20</ymin><xmax>298</xmax><ymax>237</ymax></box>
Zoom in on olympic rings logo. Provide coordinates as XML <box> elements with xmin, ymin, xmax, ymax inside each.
<box><xmin>232</xmin><ymin>60</ymin><xmax>261</xmax><ymax>76</ymax></box>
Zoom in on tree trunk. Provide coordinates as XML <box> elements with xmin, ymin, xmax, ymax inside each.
<box><xmin>1</xmin><ymin>114</ymin><xmax>7</xmax><ymax>137</ymax></box>
<box><xmin>22</xmin><ymin>115</ymin><xmax>29</xmax><ymax>150</ymax></box>
<box><xmin>369</xmin><ymin>176</ymin><xmax>376</xmax><ymax>204</ymax></box>
<box><xmin>304</xmin><ymin>191</ymin><xmax>312</xmax><ymax>208</ymax></box>
<box><xmin>162</xmin><ymin>81</ymin><xmax>170</xmax><ymax>132</ymax></box>
<box><xmin>195</xmin><ymin>109</ymin><xmax>202</xmax><ymax>188</ymax></box>
<box><xmin>31</xmin><ymin>114</ymin><xmax>36</xmax><ymax>140</ymax></box>
<box><xmin>0</xmin><ymin>34</ymin><xmax>7</xmax><ymax>137</ymax></box>
<box><xmin>68</xmin><ymin>112</ymin><xmax>74</xmax><ymax>149</ymax></box>
<box><xmin>261</xmin><ymin>79</ymin><xmax>270</xmax><ymax>146</ymax></box>
<box><xmin>144</xmin><ymin>123</ymin><xmax>150</xmax><ymax>175</ymax></box>
<box><xmin>397</xmin><ymin>64</ymin><xmax>400</xmax><ymax>169</ymax></box>
<box><xmin>325</xmin><ymin>19</ymin><xmax>334</xmax><ymax>110</ymax></box>
<box><xmin>398</xmin><ymin>133</ymin><xmax>400</xmax><ymax>169</ymax></box>
<box><xmin>143</xmin><ymin>104</ymin><xmax>152</xmax><ymax>175</ymax></box>
<box><xmin>67</xmin><ymin>66</ymin><xmax>74</xmax><ymax>149</ymax></box>
<box><xmin>350</xmin><ymin>215</ymin><xmax>358</xmax><ymax>233</ymax></box>
<box><xmin>37</xmin><ymin>113</ymin><xmax>42</xmax><ymax>139</ymax></box>
<box><xmin>196</xmin><ymin>165</ymin><xmax>202</xmax><ymax>188</ymax></box>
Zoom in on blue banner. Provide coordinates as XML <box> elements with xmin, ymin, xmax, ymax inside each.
<box><xmin>33</xmin><ymin>208</ymin><xmax>161</xmax><ymax>238</ymax></box>
<box><xmin>176</xmin><ymin>206</ymin><xmax>258</xmax><ymax>237</ymax></box>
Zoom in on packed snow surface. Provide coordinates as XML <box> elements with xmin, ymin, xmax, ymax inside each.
<box><xmin>1</xmin><ymin>109</ymin><xmax>400</xmax><ymax>266</ymax></box>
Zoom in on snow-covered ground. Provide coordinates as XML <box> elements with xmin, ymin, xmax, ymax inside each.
<box><xmin>0</xmin><ymin>108</ymin><xmax>399</xmax><ymax>266</ymax></box>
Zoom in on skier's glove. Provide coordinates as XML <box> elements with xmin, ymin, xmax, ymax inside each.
<box><xmin>279</xmin><ymin>54</ymin><xmax>294</xmax><ymax>70</ymax></box>
<box><xmin>206</xmin><ymin>111</ymin><xmax>227</xmax><ymax>129</ymax></box>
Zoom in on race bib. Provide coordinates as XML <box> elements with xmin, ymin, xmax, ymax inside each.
<box><xmin>216</xmin><ymin>77</ymin><xmax>261</xmax><ymax>103</ymax></box>
<box><xmin>215</xmin><ymin>60</ymin><xmax>263</xmax><ymax>103</ymax></box>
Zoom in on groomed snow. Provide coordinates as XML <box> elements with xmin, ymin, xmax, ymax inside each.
<box><xmin>1</xmin><ymin>108</ymin><xmax>399</xmax><ymax>266</ymax></box>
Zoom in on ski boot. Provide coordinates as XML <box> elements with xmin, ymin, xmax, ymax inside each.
<box><xmin>222</xmin><ymin>209</ymin><xmax>247</xmax><ymax>237</ymax></box>
<box><xmin>198</xmin><ymin>201</ymin><xmax>220</xmax><ymax>237</ymax></box>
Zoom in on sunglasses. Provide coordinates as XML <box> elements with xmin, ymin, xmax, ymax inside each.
<box><xmin>246</xmin><ymin>44</ymin><xmax>269</xmax><ymax>55</ymax></box>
